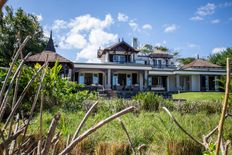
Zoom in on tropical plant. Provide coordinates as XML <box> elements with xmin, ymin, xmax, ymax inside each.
<box><xmin>208</xmin><ymin>48</ymin><xmax>232</xmax><ymax>68</ymax></box>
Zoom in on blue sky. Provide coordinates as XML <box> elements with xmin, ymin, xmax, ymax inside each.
<box><xmin>6</xmin><ymin>0</ymin><xmax>232</xmax><ymax>62</ymax></box>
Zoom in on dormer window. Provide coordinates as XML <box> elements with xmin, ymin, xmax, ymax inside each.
<box><xmin>113</xmin><ymin>55</ymin><xmax>126</xmax><ymax>63</ymax></box>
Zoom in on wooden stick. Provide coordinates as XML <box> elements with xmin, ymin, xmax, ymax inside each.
<box><xmin>22</xmin><ymin>62</ymin><xmax>47</xmax><ymax>139</ymax></box>
<box><xmin>0</xmin><ymin>0</ymin><xmax>7</xmax><ymax>10</ymax></box>
<box><xmin>118</xmin><ymin>118</ymin><xmax>136</xmax><ymax>155</ymax></box>
<box><xmin>162</xmin><ymin>107</ymin><xmax>204</xmax><ymax>146</ymax></box>
<box><xmin>215</xmin><ymin>58</ymin><xmax>230</xmax><ymax>155</ymax></box>
<box><xmin>0</xmin><ymin>36</ymin><xmax>31</xmax><ymax>105</ymax></box>
<box><xmin>71</xmin><ymin>101</ymin><xmax>98</xmax><ymax>141</ymax></box>
<box><xmin>3</xmin><ymin>64</ymin><xmax>45</xmax><ymax>129</ymax></box>
<box><xmin>0</xmin><ymin>52</ymin><xmax>31</xmax><ymax>121</ymax></box>
<box><xmin>59</xmin><ymin>106</ymin><xmax>135</xmax><ymax>155</ymax></box>
<box><xmin>42</xmin><ymin>113</ymin><xmax>61</xmax><ymax>155</ymax></box>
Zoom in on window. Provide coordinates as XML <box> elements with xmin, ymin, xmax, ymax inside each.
<box><xmin>79</xmin><ymin>73</ymin><xmax>84</xmax><ymax>84</ymax></box>
<box><xmin>112</xmin><ymin>55</ymin><xmax>126</xmax><ymax>63</ymax></box>
<box><xmin>126</xmin><ymin>74</ymin><xmax>132</xmax><ymax>86</ymax></box>
<box><xmin>93</xmin><ymin>73</ymin><xmax>99</xmax><ymax>84</ymax></box>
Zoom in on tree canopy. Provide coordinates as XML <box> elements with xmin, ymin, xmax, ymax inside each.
<box><xmin>0</xmin><ymin>6</ymin><xmax>47</xmax><ymax>66</ymax></box>
<box><xmin>140</xmin><ymin>44</ymin><xmax>169</xmax><ymax>54</ymax></box>
<box><xmin>208</xmin><ymin>48</ymin><xmax>232</xmax><ymax>67</ymax></box>
<box><xmin>178</xmin><ymin>57</ymin><xmax>196</xmax><ymax>65</ymax></box>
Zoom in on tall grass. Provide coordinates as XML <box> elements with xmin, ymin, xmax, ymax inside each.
<box><xmin>28</xmin><ymin>109</ymin><xmax>232</xmax><ymax>154</ymax></box>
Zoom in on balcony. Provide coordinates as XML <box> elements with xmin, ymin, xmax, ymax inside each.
<box><xmin>152</xmin><ymin>64</ymin><xmax>176</xmax><ymax>69</ymax></box>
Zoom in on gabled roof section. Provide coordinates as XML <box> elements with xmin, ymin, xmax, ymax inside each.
<box><xmin>27</xmin><ymin>51</ymin><xmax>72</xmax><ymax>64</ymax></box>
<box><xmin>27</xmin><ymin>31</ymin><xmax>73</xmax><ymax>66</ymax></box>
<box><xmin>181</xmin><ymin>59</ymin><xmax>221</xmax><ymax>69</ymax></box>
<box><xmin>97</xmin><ymin>40</ymin><xmax>139</xmax><ymax>58</ymax></box>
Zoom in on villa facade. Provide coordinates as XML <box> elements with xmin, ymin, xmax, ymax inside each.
<box><xmin>27</xmin><ymin>34</ymin><xmax>226</xmax><ymax>93</ymax></box>
<box><xmin>73</xmin><ymin>39</ymin><xmax>225</xmax><ymax>92</ymax></box>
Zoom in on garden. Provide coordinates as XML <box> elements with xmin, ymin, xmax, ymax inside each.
<box><xmin>0</xmin><ymin>57</ymin><xmax>231</xmax><ymax>155</ymax></box>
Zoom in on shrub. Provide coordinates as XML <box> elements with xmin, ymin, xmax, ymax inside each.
<box><xmin>133</xmin><ymin>92</ymin><xmax>173</xmax><ymax>111</ymax></box>
<box><xmin>174</xmin><ymin>100</ymin><xmax>222</xmax><ymax>114</ymax></box>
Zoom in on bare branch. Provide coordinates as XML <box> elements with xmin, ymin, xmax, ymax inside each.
<box><xmin>0</xmin><ymin>52</ymin><xmax>31</xmax><ymax>121</ymax></box>
<box><xmin>59</xmin><ymin>106</ymin><xmax>135</xmax><ymax>155</ymax></box>
<box><xmin>118</xmin><ymin>118</ymin><xmax>136</xmax><ymax>155</ymax></box>
<box><xmin>162</xmin><ymin>107</ymin><xmax>204</xmax><ymax>146</ymax></box>
<box><xmin>0</xmin><ymin>36</ymin><xmax>31</xmax><ymax>105</ymax></box>
<box><xmin>42</xmin><ymin>113</ymin><xmax>61</xmax><ymax>155</ymax></box>
<box><xmin>3</xmin><ymin>63</ymin><xmax>46</xmax><ymax>129</ymax></box>
<box><xmin>71</xmin><ymin>101</ymin><xmax>98</xmax><ymax>141</ymax></box>
<box><xmin>216</xmin><ymin>58</ymin><xmax>230</xmax><ymax>155</ymax></box>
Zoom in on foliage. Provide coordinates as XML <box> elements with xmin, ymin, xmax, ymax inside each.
<box><xmin>133</xmin><ymin>92</ymin><xmax>173</xmax><ymax>111</ymax></box>
<box><xmin>178</xmin><ymin>57</ymin><xmax>196</xmax><ymax>65</ymax></box>
<box><xmin>140</xmin><ymin>44</ymin><xmax>169</xmax><ymax>54</ymax></box>
<box><xmin>0</xmin><ymin>6</ymin><xmax>47</xmax><ymax>66</ymax></box>
<box><xmin>154</xmin><ymin>45</ymin><xmax>168</xmax><ymax>52</ymax></box>
<box><xmin>28</xmin><ymin>110</ymin><xmax>232</xmax><ymax>154</ymax></box>
<box><xmin>0</xmin><ymin>61</ymin><xmax>94</xmax><ymax>113</ymax></box>
<box><xmin>174</xmin><ymin>100</ymin><xmax>222</xmax><ymax>114</ymax></box>
<box><xmin>208</xmin><ymin>48</ymin><xmax>232</xmax><ymax>67</ymax></box>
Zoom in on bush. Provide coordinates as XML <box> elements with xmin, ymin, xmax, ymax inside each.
<box><xmin>174</xmin><ymin>100</ymin><xmax>222</xmax><ymax>114</ymax></box>
<box><xmin>133</xmin><ymin>92</ymin><xmax>173</xmax><ymax>111</ymax></box>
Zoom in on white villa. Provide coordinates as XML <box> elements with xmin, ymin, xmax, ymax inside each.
<box><xmin>74</xmin><ymin>39</ymin><xmax>225</xmax><ymax>92</ymax></box>
<box><xmin>27</xmin><ymin>33</ymin><xmax>226</xmax><ymax>94</ymax></box>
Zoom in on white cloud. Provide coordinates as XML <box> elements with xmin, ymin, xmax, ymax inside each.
<box><xmin>196</xmin><ymin>3</ymin><xmax>216</xmax><ymax>17</ymax></box>
<box><xmin>155</xmin><ymin>40</ymin><xmax>167</xmax><ymax>47</ymax></box>
<box><xmin>211</xmin><ymin>19</ymin><xmax>220</xmax><ymax>24</ymax></box>
<box><xmin>190</xmin><ymin>16</ymin><xmax>203</xmax><ymax>21</ymax></box>
<box><xmin>142</xmin><ymin>24</ymin><xmax>152</xmax><ymax>30</ymax></box>
<box><xmin>32</xmin><ymin>13</ymin><xmax>43</xmax><ymax>22</ymax></box>
<box><xmin>212</xmin><ymin>47</ymin><xmax>226</xmax><ymax>54</ymax></box>
<box><xmin>129</xmin><ymin>20</ymin><xmax>139</xmax><ymax>31</ymax></box>
<box><xmin>164</xmin><ymin>24</ymin><xmax>177</xmax><ymax>33</ymax></box>
<box><xmin>190</xmin><ymin>3</ymin><xmax>216</xmax><ymax>21</ymax></box>
<box><xmin>218</xmin><ymin>2</ymin><xmax>232</xmax><ymax>8</ymax></box>
<box><xmin>52</xmin><ymin>19</ymin><xmax>67</xmax><ymax>30</ymax></box>
<box><xmin>53</xmin><ymin>14</ymin><xmax>117</xmax><ymax>62</ymax></box>
<box><xmin>187</xmin><ymin>43</ymin><xmax>198</xmax><ymax>48</ymax></box>
<box><xmin>117</xmin><ymin>13</ymin><xmax>129</xmax><ymax>22</ymax></box>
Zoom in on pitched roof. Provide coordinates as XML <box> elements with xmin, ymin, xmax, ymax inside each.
<box><xmin>27</xmin><ymin>30</ymin><xmax>73</xmax><ymax>65</ymax></box>
<box><xmin>27</xmin><ymin>51</ymin><xmax>72</xmax><ymax>64</ymax></box>
<box><xmin>97</xmin><ymin>40</ymin><xmax>139</xmax><ymax>58</ymax></box>
<box><xmin>181</xmin><ymin>59</ymin><xmax>221</xmax><ymax>69</ymax></box>
<box><xmin>45</xmin><ymin>31</ymin><xmax>56</xmax><ymax>52</ymax></box>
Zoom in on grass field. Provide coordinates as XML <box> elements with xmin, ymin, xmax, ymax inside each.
<box><xmin>173</xmin><ymin>92</ymin><xmax>224</xmax><ymax>101</ymax></box>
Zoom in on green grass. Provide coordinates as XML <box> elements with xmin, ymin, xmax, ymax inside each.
<box><xmin>28</xmin><ymin>109</ymin><xmax>232</xmax><ymax>154</ymax></box>
<box><xmin>173</xmin><ymin>92</ymin><xmax>224</xmax><ymax>101</ymax></box>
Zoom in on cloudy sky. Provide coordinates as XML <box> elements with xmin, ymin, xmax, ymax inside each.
<box><xmin>7</xmin><ymin>0</ymin><xmax>232</xmax><ymax>62</ymax></box>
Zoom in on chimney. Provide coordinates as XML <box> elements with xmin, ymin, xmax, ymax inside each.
<box><xmin>132</xmin><ymin>37</ymin><xmax>138</xmax><ymax>49</ymax></box>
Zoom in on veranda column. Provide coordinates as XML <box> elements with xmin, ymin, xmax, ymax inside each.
<box><xmin>167</xmin><ymin>76</ymin><xmax>169</xmax><ymax>91</ymax></box>
<box><xmin>107</xmin><ymin>69</ymin><xmax>111</xmax><ymax>89</ymax></box>
<box><xmin>139</xmin><ymin>72</ymin><xmax>143</xmax><ymax>91</ymax></box>
<box><xmin>105</xmin><ymin>53</ymin><xmax>109</xmax><ymax>62</ymax></box>
<box><xmin>144</xmin><ymin>70</ymin><xmax>148</xmax><ymax>88</ymax></box>
<box><xmin>176</xmin><ymin>75</ymin><xmax>180</xmax><ymax>91</ymax></box>
<box><xmin>215</xmin><ymin>76</ymin><xmax>219</xmax><ymax>91</ymax></box>
<box><xmin>205</xmin><ymin>75</ymin><xmax>209</xmax><ymax>91</ymax></box>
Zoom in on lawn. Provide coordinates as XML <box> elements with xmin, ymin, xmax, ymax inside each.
<box><xmin>172</xmin><ymin>92</ymin><xmax>224</xmax><ymax>101</ymax></box>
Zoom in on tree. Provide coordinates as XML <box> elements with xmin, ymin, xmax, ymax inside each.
<box><xmin>140</xmin><ymin>44</ymin><xmax>169</xmax><ymax>54</ymax></box>
<box><xmin>208</xmin><ymin>48</ymin><xmax>232</xmax><ymax>67</ymax></box>
<box><xmin>0</xmin><ymin>6</ymin><xmax>47</xmax><ymax>66</ymax></box>
<box><xmin>178</xmin><ymin>57</ymin><xmax>195</xmax><ymax>65</ymax></box>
